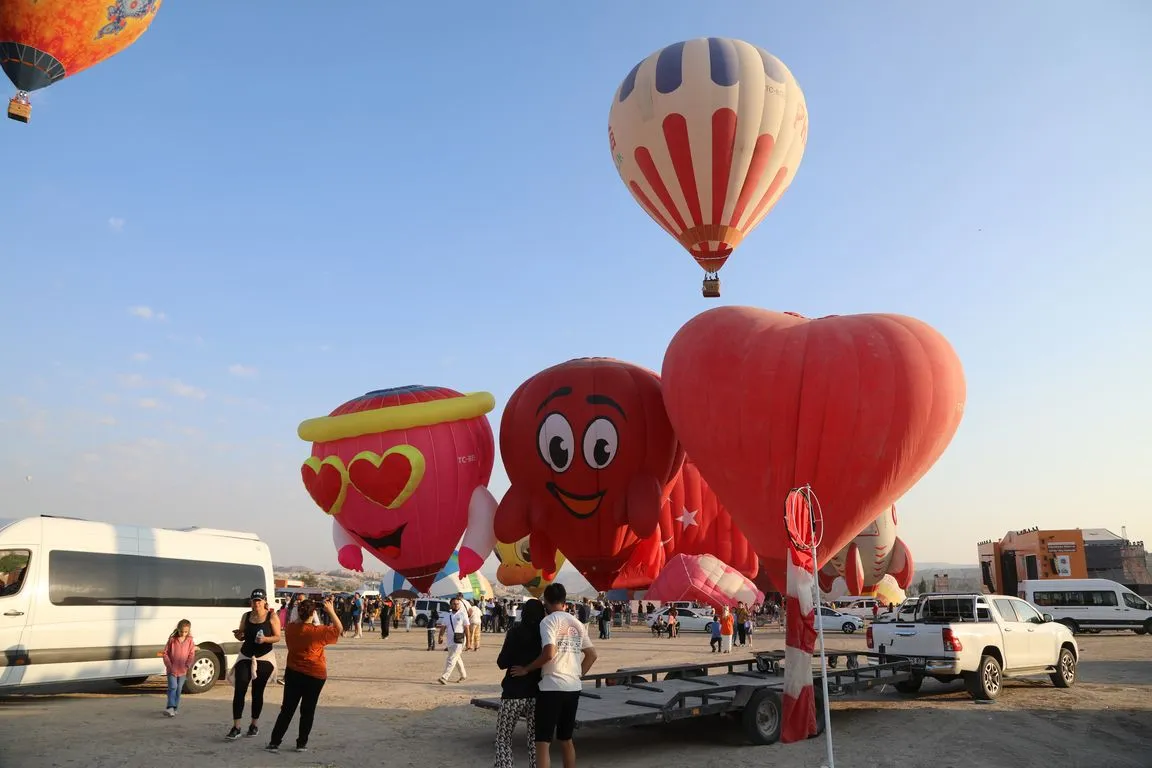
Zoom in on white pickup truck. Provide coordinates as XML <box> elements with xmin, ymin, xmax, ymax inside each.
<box><xmin>867</xmin><ymin>592</ymin><xmax>1079</xmax><ymax>700</ymax></box>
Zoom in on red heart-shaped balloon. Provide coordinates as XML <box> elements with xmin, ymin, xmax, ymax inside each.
<box><xmin>662</xmin><ymin>307</ymin><xmax>966</xmax><ymax>589</ymax></box>
<box><xmin>348</xmin><ymin>446</ymin><xmax>426</xmax><ymax>509</ymax></box>
<box><xmin>301</xmin><ymin>456</ymin><xmax>348</xmax><ymax>515</ymax></box>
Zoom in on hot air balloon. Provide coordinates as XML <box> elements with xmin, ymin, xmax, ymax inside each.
<box><xmin>661</xmin><ymin>457</ymin><xmax>758</xmax><ymax>578</ymax></box>
<box><xmin>493</xmin><ymin>358</ymin><xmax>684</xmax><ymax>592</ymax></box>
<box><xmin>380</xmin><ymin>551</ymin><xmax>494</xmax><ymax>601</ymax></box>
<box><xmin>817</xmin><ymin>504</ymin><xmax>915</xmax><ymax>596</ymax></box>
<box><xmin>610</xmin><ymin>531</ymin><xmax>666</xmax><ymax>590</ymax></box>
<box><xmin>661</xmin><ymin>306</ymin><xmax>966</xmax><ymax>592</ymax></box>
<box><xmin>0</xmin><ymin>0</ymin><xmax>163</xmax><ymax>123</ymax></box>
<box><xmin>608</xmin><ymin>37</ymin><xmax>808</xmax><ymax>297</ymax></box>
<box><xmin>494</xmin><ymin>536</ymin><xmax>565</xmax><ymax>598</ymax></box>
<box><xmin>645</xmin><ymin>553</ymin><xmax>764</xmax><ymax>608</ymax></box>
<box><xmin>298</xmin><ymin>385</ymin><xmax>499</xmax><ymax>593</ymax></box>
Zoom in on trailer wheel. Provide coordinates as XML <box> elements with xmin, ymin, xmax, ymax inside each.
<box><xmin>894</xmin><ymin>674</ymin><xmax>924</xmax><ymax>694</ymax></box>
<box><xmin>742</xmin><ymin>688</ymin><xmax>783</xmax><ymax>745</ymax></box>
<box><xmin>964</xmin><ymin>655</ymin><xmax>1002</xmax><ymax>701</ymax></box>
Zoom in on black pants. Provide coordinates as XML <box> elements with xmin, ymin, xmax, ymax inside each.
<box><xmin>232</xmin><ymin>658</ymin><xmax>274</xmax><ymax>720</ymax></box>
<box><xmin>710</xmin><ymin>636</ymin><xmax>721</xmax><ymax>651</ymax></box>
<box><xmin>270</xmin><ymin>668</ymin><xmax>326</xmax><ymax>748</ymax></box>
<box><xmin>737</xmin><ymin>625</ymin><xmax>748</xmax><ymax>645</ymax></box>
<box><xmin>427</xmin><ymin>628</ymin><xmax>437</xmax><ymax>650</ymax></box>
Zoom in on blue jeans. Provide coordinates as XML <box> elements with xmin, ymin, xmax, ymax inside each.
<box><xmin>167</xmin><ymin>674</ymin><xmax>185</xmax><ymax>709</ymax></box>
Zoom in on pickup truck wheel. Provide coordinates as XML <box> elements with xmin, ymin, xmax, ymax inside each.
<box><xmin>894</xmin><ymin>674</ymin><xmax>924</xmax><ymax>694</ymax></box>
<box><xmin>742</xmin><ymin>688</ymin><xmax>783</xmax><ymax>745</ymax></box>
<box><xmin>841</xmin><ymin>622</ymin><xmax>856</xmax><ymax>634</ymax></box>
<box><xmin>1049</xmin><ymin>647</ymin><xmax>1076</xmax><ymax>688</ymax></box>
<box><xmin>964</xmin><ymin>655</ymin><xmax>1002</xmax><ymax>701</ymax></box>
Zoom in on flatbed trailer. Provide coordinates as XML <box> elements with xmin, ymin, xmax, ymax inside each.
<box><xmin>471</xmin><ymin>650</ymin><xmax>912</xmax><ymax>745</ymax></box>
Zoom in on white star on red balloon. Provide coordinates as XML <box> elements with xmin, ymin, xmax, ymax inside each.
<box><xmin>676</xmin><ymin>508</ymin><xmax>699</xmax><ymax>527</ymax></box>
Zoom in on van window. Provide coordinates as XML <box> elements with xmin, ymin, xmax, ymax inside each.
<box><xmin>48</xmin><ymin>550</ymin><xmax>264</xmax><ymax>607</ymax></box>
<box><xmin>1123</xmin><ymin>593</ymin><xmax>1150</xmax><ymax>611</ymax></box>
<box><xmin>1032</xmin><ymin>590</ymin><xmax>1118</xmax><ymax>608</ymax></box>
<box><xmin>0</xmin><ymin>549</ymin><xmax>30</xmax><ymax>597</ymax></box>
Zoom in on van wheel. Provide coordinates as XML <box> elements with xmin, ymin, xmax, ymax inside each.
<box><xmin>964</xmin><ymin>655</ymin><xmax>1002</xmax><ymax>701</ymax></box>
<box><xmin>742</xmin><ymin>688</ymin><xmax>783</xmax><ymax>745</ymax></box>
<box><xmin>184</xmin><ymin>649</ymin><xmax>221</xmax><ymax>694</ymax></box>
<box><xmin>116</xmin><ymin>677</ymin><xmax>150</xmax><ymax>687</ymax></box>
<box><xmin>894</xmin><ymin>674</ymin><xmax>924</xmax><ymax>694</ymax></box>
<box><xmin>1059</xmin><ymin>619</ymin><xmax>1080</xmax><ymax>635</ymax></box>
<box><xmin>415</xmin><ymin>615</ymin><xmax>428</xmax><ymax>628</ymax></box>
<box><xmin>1141</xmin><ymin>619</ymin><xmax>1152</xmax><ymax>636</ymax></box>
<box><xmin>1049</xmin><ymin>647</ymin><xmax>1076</xmax><ymax>688</ymax></box>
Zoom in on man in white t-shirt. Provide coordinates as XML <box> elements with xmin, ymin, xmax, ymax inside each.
<box><xmin>437</xmin><ymin>597</ymin><xmax>470</xmax><ymax>684</ymax></box>
<box><xmin>511</xmin><ymin>583</ymin><xmax>596</xmax><ymax>768</ymax></box>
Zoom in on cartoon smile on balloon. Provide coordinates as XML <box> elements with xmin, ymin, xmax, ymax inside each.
<box><xmin>494</xmin><ymin>358</ymin><xmax>683</xmax><ymax>592</ymax></box>
<box><xmin>298</xmin><ymin>385</ymin><xmax>499</xmax><ymax>592</ymax></box>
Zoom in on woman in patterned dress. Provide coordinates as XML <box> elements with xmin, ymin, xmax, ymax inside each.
<box><xmin>493</xmin><ymin>599</ymin><xmax>545</xmax><ymax>768</ymax></box>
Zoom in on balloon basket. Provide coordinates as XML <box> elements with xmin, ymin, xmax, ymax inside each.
<box><xmin>702</xmin><ymin>277</ymin><xmax>721</xmax><ymax>298</ymax></box>
<box><xmin>7</xmin><ymin>97</ymin><xmax>30</xmax><ymax>123</ymax></box>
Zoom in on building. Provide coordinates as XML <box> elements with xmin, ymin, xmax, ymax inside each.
<box><xmin>978</xmin><ymin>527</ymin><xmax>1152</xmax><ymax>597</ymax></box>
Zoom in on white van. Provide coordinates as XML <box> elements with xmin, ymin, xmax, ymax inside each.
<box><xmin>1018</xmin><ymin>578</ymin><xmax>1152</xmax><ymax>635</ymax></box>
<box><xmin>0</xmin><ymin>515</ymin><xmax>274</xmax><ymax>694</ymax></box>
<box><xmin>834</xmin><ymin>597</ymin><xmax>884</xmax><ymax>619</ymax></box>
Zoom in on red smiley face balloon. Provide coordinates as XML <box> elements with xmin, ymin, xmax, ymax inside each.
<box><xmin>662</xmin><ymin>307</ymin><xmax>966</xmax><ymax>590</ymax></box>
<box><xmin>494</xmin><ymin>358</ymin><xmax>684</xmax><ymax>592</ymax></box>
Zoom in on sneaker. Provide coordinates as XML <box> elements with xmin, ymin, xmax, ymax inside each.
<box><xmin>459</xmin><ymin>677</ymin><xmax>467</xmax><ymax>683</ymax></box>
<box><xmin>170</xmin><ymin>708</ymin><xmax>178</xmax><ymax>717</ymax></box>
<box><xmin>265</xmin><ymin>743</ymin><xmax>279</xmax><ymax>752</ymax></box>
<box><xmin>246</xmin><ymin>724</ymin><xmax>259</xmax><ymax>737</ymax></box>
<box><xmin>437</xmin><ymin>677</ymin><xmax>447</xmax><ymax>685</ymax></box>
<box><xmin>164</xmin><ymin>707</ymin><xmax>175</xmax><ymax>717</ymax></box>
<box><xmin>295</xmin><ymin>745</ymin><xmax>308</xmax><ymax>753</ymax></box>
<box><xmin>225</xmin><ymin>727</ymin><xmax>242</xmax><ymax>741</ymax></box>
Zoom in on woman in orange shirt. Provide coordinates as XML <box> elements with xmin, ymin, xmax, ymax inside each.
<box><xmin>719</xmin><ymin>607</ymin><xmax>736</xmax><ymax>654</ymax></box>
<box><xmin>265</xmin><ymin>596</ymin><xmax>342</xmax><ymax>753</ymax></box>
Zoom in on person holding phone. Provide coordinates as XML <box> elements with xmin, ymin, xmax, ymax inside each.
<box><xmin>265</xmin><ymin>596</ymin><xmax>342</xmax><ymax>753</ymax></box>
<box><xmin>225</xmin><ymin>589</ymin><xmax>281</xmax><ymax>742</ymax></box>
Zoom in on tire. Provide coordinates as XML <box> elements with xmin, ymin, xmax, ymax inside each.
<box><xmin>841</xmin><ymin>622</ymin><xmax>856</xmax><ymax>634</ymax></box>
<box><xmin>1133</xmin><ymin>628</ymin><xmax>1147</xmax><ymax>635</ymax></box>
<box><xmin>415</xmin><ymin>615</ymin><xmax>428</xmax><ymax>628</ymax></box>
<box><xmin>964</xmin><ymin>655</ymin><xmax>1003</xmax><ymax>701</ymax></box>
<box><xmin>1142</xmin><ymin>619</ymin><xmax>1152</xmax><ymax>636</ymax></box>
<box><xmin>705</xmin><ymin>622</ymin><xmax>714</xmax><ymax>634</ymax></box>
<box><xmin>1059</xmin><ymin>619</ymin><xmax>1080</xmax><ymax>635</ymax></box>
<box><xmin>1049</xmin><ymin>647</ymin><xmax>1077</xmax><ymax>688</ymax></box>
<box><xmin>742</xmin><ymin>688</ymin><xmax>783</xmax><ymax>745</ymax></box>
<box><xmin>183</xmin><ymin>649</ymin><xmax>221</xmax><ymax>694</ymax></box>
<box><xmin>115</xmin><ymin>677</ymin><xmax>150</xmax><ymax>687</ymax></box>
<box><xmin>894</xmin><ymin>674</ymin><xmax>924</xmax><ymax>694</ymax></box>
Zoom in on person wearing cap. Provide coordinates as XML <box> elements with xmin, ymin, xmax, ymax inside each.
<box><xmin>224</xmin><ymin>588</ymin><xmax>281</xmax><ymax>742</ymax></box>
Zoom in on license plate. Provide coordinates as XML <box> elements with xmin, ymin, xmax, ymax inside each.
<box><xmin>907</xmin><ymin>657</ymin><xmax>926</xmax><ymax>666</ymax></box>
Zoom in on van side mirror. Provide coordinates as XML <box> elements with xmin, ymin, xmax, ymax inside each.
<box><xmin>1042</xmin><ymin>613</ymin><xmax>1053</xmax><ymax>623</ymax></box>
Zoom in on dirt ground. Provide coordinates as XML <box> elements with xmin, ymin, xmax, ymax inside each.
<box><xmin>1</xmin><ymin>625</ymin><xmax>1150</xmax><ymax>768</ymax></box>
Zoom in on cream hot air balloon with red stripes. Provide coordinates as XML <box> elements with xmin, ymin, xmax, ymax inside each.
<box><xmin>608</xmin><ymin>37</ymin><xmax>808</xmax><ymax>297</ymax></box>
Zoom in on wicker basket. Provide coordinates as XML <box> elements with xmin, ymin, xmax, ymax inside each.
<box><xmin>7</xmin><ymin>98</ymin><xmax>31</xmax><ymax>123</ymax></box>
<box><xmin>702</xmin><ymin>277</ymin><xmax>721</xmax><ymax>298</ymax></box>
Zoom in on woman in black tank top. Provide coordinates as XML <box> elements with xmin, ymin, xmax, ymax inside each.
<box><xmin>226</xmin><ymin>588</ymin><xmax>281</xmax><ymax>742</ymax></box>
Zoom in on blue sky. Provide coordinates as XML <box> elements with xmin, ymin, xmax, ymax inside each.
<box><xmin>2</xmin><ymin>2</ymin><xmax>1150</xmax><ymax>576</ymax></box>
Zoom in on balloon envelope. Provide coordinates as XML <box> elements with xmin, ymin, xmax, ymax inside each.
<box><xmin>645</xmin><ymin>553</ymin><xmax>763</xmax><ymax>607</ymax></box>
<box><xmin>0</xmin><ymin>0</ymin><xmax>162</xmax><ymax>93</ymax></box>
<box><xmin>381</xmin><ymin>551</ymin><xmax>493</xmax><ymax>600</ymax></box>
<box><xmin>662</xmin><ymin>307</ymin><xmax>965</xmax><ymax>590</ymax></box>
<box><xmin>608</xmin><ymin>37</ymin><xmax>808</xmax><ymax>277</ymax></box>
<box><xmin>494</xmin><ymin>535</ymin><xmax>565</xmax><ymax>598</ymax></box>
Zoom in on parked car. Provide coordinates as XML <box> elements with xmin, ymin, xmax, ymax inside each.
<box><xmin>646</xmin><ymin>606</ymin><xmax>716</xmax><ymax>633</ymax></box>
<box><xmin>816</xmin><ymin>607</ymin><xmax>865</xmax><ymax>634</ymax></box>
<box><xmin>1018</xmin><ymin>578</ymin><xmax>1152</xmax><ymax>635</ymax></box>
<box><xmin>413</xmin><ymin>598</ymin><xmax>452</xmax><ymax>627</ymax></box>
<box><xmin>868</xmin><ymin>592</ymin><xmax>1079</xmax><ymax>700</ymax></box>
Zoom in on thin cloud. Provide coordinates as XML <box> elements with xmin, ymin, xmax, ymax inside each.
<box><xmin>128</xmin><ymin>306</ymin><xmax>167</xmax><ymax>322</ymax></box>
<box><xmin>166</xmin><ymin>379</ymin><xmax>207</xmax><ymax>400</ymax></box>
<box><xmin>130</xmin><ymin>352</ymin><xmax>150</xmax><ymax>362</ymax></box>
<box><xmin>117</xmin><ymin>373</ymin><xmax>147</xmax><ymax>388</ymax></box>
<box><xmin>97</xmin><ymin>416</ymin><xmax>117</xmax><ymax>426</ymax></box>
<box><xmin>138</xmin><ymin>398</ymin><xmax>162</xmax><ymax>409</ymax></box>
<box><xmin>228</xmin><ymin>363</ymin><xmax>258</xmax><ymax>378</ymax></box>
<box><xmin>108</xmin><ymin>217</ymin><xmax>125</xmax><ymax>233</ymax></box>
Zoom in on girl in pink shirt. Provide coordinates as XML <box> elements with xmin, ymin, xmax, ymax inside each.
<box><xmin>163</xmin><ymin>620</ymin><xmax>196</xmax><ymax>717</ymax></box>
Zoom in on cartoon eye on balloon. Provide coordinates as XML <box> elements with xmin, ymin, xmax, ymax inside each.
<box><xmin>515</xmin><ymin>538</ymin><xmax>532</xmax><ymax>564</ymax></box>
<box><xmin>582</xmin><ymin>418</ymin><xmax>619</xmax><ymax>469</ymax></box>
<box><xmin>537</xmin><ymin>413</ymin><xmax>575</xmax><ymax>472</ymax></box>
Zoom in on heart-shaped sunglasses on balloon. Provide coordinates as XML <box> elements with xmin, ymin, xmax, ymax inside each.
<box><xmin>300</xmin><ymin>445</ymin><xmax>426</xmax><ymax>515</ymax></box>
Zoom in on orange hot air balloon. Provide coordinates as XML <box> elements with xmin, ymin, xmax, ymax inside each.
<box><xmin>608</xmin><ymin>38</ymin><xmax>808</xmax><ymax>297</ymax></box>
<box><xmin>0</xmin><ymin>0</ymin><xmax>162</xmax><ymax>123</ymax></box>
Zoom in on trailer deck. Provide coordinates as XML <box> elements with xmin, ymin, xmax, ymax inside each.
<box><xmin>471</xmin><ymin>650</ymin><xmax>912</xmax><ymax>745</ymax></box>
